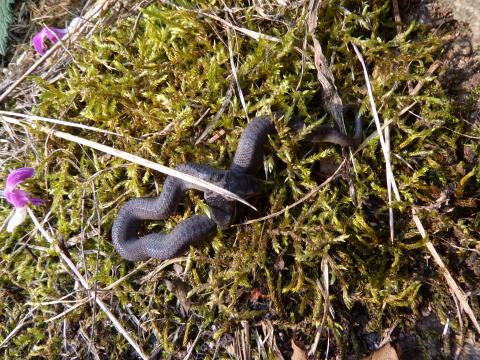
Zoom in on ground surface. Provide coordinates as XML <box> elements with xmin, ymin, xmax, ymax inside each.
<box><xmin>437</xmin><ymin>0</ymin><xmax>480</xmax><ymax>50</ymax></box>
<box><xmin>0</xmin><ymin>1</ymin><xmax>479</xmax><ymax>359</ymax></box>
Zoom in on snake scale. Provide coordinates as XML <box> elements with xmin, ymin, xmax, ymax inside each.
<box><xmin>112</xmin><ymin>110</ymin><xmax>362</xmax><ymax>261</ymax></box>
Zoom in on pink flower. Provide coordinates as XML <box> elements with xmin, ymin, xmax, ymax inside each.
<box><xmin>4</xmin><ymin>168</ymin><xmax>45</xmax><ymax>232</ymax></box>
<box><xmin>32</xmin><ymin>17</ymin><xmax>81</xmax><ymax>55</ymax></box>
<box><xmin>32</xmin><ymin>27</ymin><xmax>68</xmax><ymax>55</ymax></box>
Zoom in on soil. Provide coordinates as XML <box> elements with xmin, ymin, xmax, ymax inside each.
<box><xmin>437</xmin><ymin>0</ymin><xmax>480</xmax><ymax>50</ymax></box>
<box><xmin>0</xmin><ymin>0</ymin><xmax>479</xmax><ymax>358</ymax></box>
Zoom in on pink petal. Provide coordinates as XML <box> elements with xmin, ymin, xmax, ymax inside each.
<box><xmin>4</xmin><ymin>168</ymin><xmax>45</xmax><ymax>208</ymax></box>
<box><xmin>5</xmin><ymin>189</ymin><xmax>30</xmax><ymax>208</ymax></box>
<box><xmin>32</xmin><ymin>26</ymin><xmax>67</xmax><ymax>55</ymax></box>
<box><xmin>44</xmin><ymin>27</ymin><xmax>67</xmax><ymax>43</ymax></box>
<box><xmin>5</xmin><ymin>168</ymin><xmax>34</xmax><ymax>192</ymax></box>
<box><xmin>29</xmin><ymin>197</ymin><xmax>46</xmax><ymax>206</ymax></box>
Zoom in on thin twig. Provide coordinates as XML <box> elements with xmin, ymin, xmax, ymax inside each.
<box><xmin>1</xmin><ymin>115</ymin><xmax>255</xmax><ymax>210</ymax></box>
<box><xmin>0</xmin><ymin>306</ymin><xmax>39</xmax><ymax>348</ymax></box>
<box><xmin>46</xmin><ymin>298</ymin><xmax>91</xmax><ymax>323</ymax></box>
<box><xmin>196</xmin><ymin>9</ymin><xmax>280</xmax><ymax>43</ymax></box>
<box><xmin>195</xmin><ymin>85</ymin><xmax>234</xmax><ymax>144</ymax></box>
<box><xmin>0</xmin><ymin>0</ymin><xmax>113</xmax><ymax>103</ymax></box>
<box><xmin>27</xmin><ymin>208</ymin><xmax>150</xmax><ymax>359</ymax></box>
<box><xmin>385</xmin><ymin>125</ymin><xmax>394</xmax><ymax>243</ymax></box>
<box><xmin>391</xmin><ymin>0</ymin><xmax>402</xmax><ymax>34</ymax></box>
<box><xmin>412</xmin><ymin>209</ymin><xmax>480</xmax><ymax>334</ymax></box>
<box><xmin>227</xmin><ymin>29</ymin><xmax>249</xmax><ymax>121</ymax></box>
<box><xmin>240</xmin><ymin>158</ymin><xmax>347</xmax><ymax>225</ymax></box>
<box><xmin>409</xmin><ymin>61</ymin><xmax>441</xmax><ymax>96</ymax></box>
<box><xmin>183</xmin><ymin>328</ymin><xmax>204</xmax><ymax>360</ymax></box>
<box><xmin>442</xmin><ymin>127</ymin><xmax>480</xmax><ymax>139</ymax></box>
<box><xmin>47</xmin><ymin>257</ymin><xmax>186</xmax><ymax>322</ymax></box>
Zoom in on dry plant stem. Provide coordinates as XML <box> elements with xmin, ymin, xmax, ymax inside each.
<box><xmin>391</xmin><ymin>0</ymin><xmax>402</xmax><ymax>34</ymax></box>
<box><xmin>450</xmin><ymin>287</ymin><xmax>464</xmax><ymax>333</ymax></box>
<box><xmin>242</xmin><ymin>114</ymin><xmax>399</xmax><ymax>225</ymax></box>
<box><xmin>412</xmin><ymin>209</ymin><xmax>480</xmax><ymax>334</ymax></box>
<box><xmin>0</xmin><ymin>0</ymin><xmax>123</xmax><ymax>103</ymax></box>
<box><xmin>0</xmin><ymin>115</ymin><xmax>255</xmax><ymax>210</ymax></box>
<box><xmin>175</xmin><ymin>3</ymin><xmax>308</xmax><ymax>57</ymax></box>
<box><xmin>47</xmin><ymin>258</ymin><xmax>185</xmax><ymax>323</ymax></box>
<box><xmin>352</xmin><ymin>43</ymin><xmax>400</xmax><ymax>201</ymax></box>
<box><xmin>0</xmin><ymin>40</ymin><xmax>64</xmax><ymax>103</ymax></box>
<box><xmin>183</xmin><ymin>329</ymin><xmax>204</xmax><ymax>360</ymax></box>
<box><xmin>26</xmin><ymin>208</ymin><xmax>150</xmax><ymax>359</ymax></box>
<box><xmin>227</xmin><ymin>29</ymin><xmax>249</xmax><ymax>120</ymax></box>
<box><xmin>240</xmin><ymin>158</ymin><xmax>347</xmax><ymax>225</ymax></box>
<box><xmin>353</xmin><ymin>41</ymin><xmax>398</xmax><ymax>247</ymax></box>
<box><xmin>308</xmin><ymin>258</ymin><xmax>332</xmax><ymax>357</ymax></box>
<box><xmin>409</xmin><ymin>61</ymin><xmax>442</xmax><ymax>96</ymax></box>
<box><xmin>352</xmin><ymin>44</ymin><xmax>480</xmax><ymax>334</ymax></box>
<box><xmin>385</xmin><ymin>125</ymin><xmax>394</xmax><ymax>243</ymax></box>
<box><xmin>47</xmin><ymin>126</ymin><xmax>254</xmax><ymax>208</ymax></box>
<box><xmin>312</xmin><ymin>38</ymin><xmax>345</xmax><ymax>131</ymax></box>
<box><xmin>306</xmin><ymin>0</ymin><xmax>345</xmax><ymax>130</ymax></box>
<box><xmin>195</xmin><ymin>85</ymin><xmax>233</xmax><ymax>144</ymax></box>
<box><xmin>0</xmin><ymin>306</ymin><xmax>39</xmax><ymax>348</ymax></box>
<box><xmin>195</xmin><ymin>9</ymin><xmax>280</xmax><ymax>43</ymax></box>
<box><xmin>443</xmin><ymin>127</ymin><xmax>480</xmax><ymax>139</ymax></box>
<box><xmin>0</xmin><ymin>111</ymin><xmax>122</xmax><ymax>137</ymax></box>
<box><xmin>139</xmin><ymin>257</ymin><xmax>187</xmax><ymax>283</ymax></box>
<box><xmin>79</xmin><ymin>326</ymin><xmax>102</xmax><ymax>360</ymax></box>
<box><xmin>46</xmin><ymin>298</ymin><xmax>94</xmax><ymax>323</ymax></box>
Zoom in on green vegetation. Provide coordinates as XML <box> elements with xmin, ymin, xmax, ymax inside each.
<box><xmin>0</xmin><ymin>0</ymin><xmax>15</xmax><ymax>56</ymax></box>
<box><xmin>1</xmin><ymin>1</ymin><xmax>479</xmax><ymax>358</ymax></box>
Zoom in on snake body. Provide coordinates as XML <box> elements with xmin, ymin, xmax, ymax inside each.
<box><xmin>112</xmin><ymin>112</ymin><xmax>361</xmax><ymax>261</ymax></box>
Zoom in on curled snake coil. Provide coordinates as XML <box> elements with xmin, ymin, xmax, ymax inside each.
<box><xmin>112</xmin><ymin>110</ymin><xmax>362</xmax><ymax>261</ymax></box>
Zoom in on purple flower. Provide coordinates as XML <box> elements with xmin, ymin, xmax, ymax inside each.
<box><xmin>32</xmin><ymin>17</ymin><xmax>82</xmax><ymax>55</ymax></box>
<box><xmin>32</xmin><ymin>26</ymin><xmax>68</xmax><ymax>55</ymax></box>
<box><xmin>4</xmin><ymin>168</ymin><xmax>44</xmax><ymax>232</ymax></box>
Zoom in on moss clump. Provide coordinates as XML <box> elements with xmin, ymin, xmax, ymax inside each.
<box><xmin>1</xmin><ymin>1</ymin><xmax>479</xmax><ymax>358</ymax></box>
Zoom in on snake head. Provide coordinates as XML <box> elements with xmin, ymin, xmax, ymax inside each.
<box><xmin>204</xmin><ymin>193</ymin><xmax>236</xmax><ymax>227</ymax></box>
<box><xmin>204</xmin><ymin>172</ymin><xmax>263</xmax><ymax>227</ymax></box>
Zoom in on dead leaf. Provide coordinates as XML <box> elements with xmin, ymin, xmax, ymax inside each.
<box><xmin>361</xmin><ymin>343</ymin><xmax>399</xmax><ymax>360</ymax></box>
<box><xmin>260</xmin><ymin>320</ymin><xmax>284</xmax><ymax>360</ymax></box>
<box><xmin>165</xmin><ymin>279</ymin><xmax>191</xmax><ymax>314</ymax></box>
<box><xmin>248</xmin><ymin>289</ymin><xmax>269</xmax><ymax>302</ymax></box>
<box><xmin>312</xmin><ymin>37</ymin><xmax>345</xmax><ymax>130</ymax></box>
<box><xmin>274</xmin><ymin>249</ymin><xmax>286</xmax><ymax>271</ymax></box>
<box><xmin>291</xmin><ymin>339</ymin><xmax>308</xmax><ymax>360</ymax></box>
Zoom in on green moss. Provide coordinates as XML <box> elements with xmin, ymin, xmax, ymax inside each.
<box><xmin>1</xmin><ymin>1</ymin><xmax>479</xmax><ymax>358</ymax></box>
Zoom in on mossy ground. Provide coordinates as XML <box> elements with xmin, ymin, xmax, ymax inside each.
<box><xmin>1</xmin><ymin>0</ymin><xmax>479</xmax><ymax>358</ymax></box>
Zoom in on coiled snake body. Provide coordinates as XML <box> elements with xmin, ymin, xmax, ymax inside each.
<box><xmin>112</xmin><ymin>112</ymin><xmax>362</xmax><ymax>261</ymax></box>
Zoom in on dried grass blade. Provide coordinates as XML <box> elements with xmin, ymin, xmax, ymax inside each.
<box><xmin>0</xmin><ymin>0</ymin><xmax>117</xmax><ymax>103</ymax></box>
<box><xmin>0</xmin><ymin>306</ymin><xmax>39</xmax><ymax>348</ymax></box>
<box><xmin>27</xmin><ymin>208</ymin><xmax>150</xmax><ymax>359</ymax></box>
<box><xmin>0</xmin><ymin>110</ymin><xmax>122</xmax><ymax>137</ymax></box>
<box><xmin>385</xmin><ymin>125</ymin><xmax>394</xmax><ymax>243</ymax></box>
<box><xmin>227</xmin><ymin>29</ymin><xmax>249</xmax><ymax>120</ymax></box>
<box><xmin>1</xmin><ymin>115</ymin><xmax>255</xmax><ymax>210</ymax></box>
<box><xmin>196</xmin><ymin>10</ymin><xmax>281</xmax><ymax>43</ymax></box>
<box><xmin>311</xmin><ymin>38</ymin><xmax>345</xmax><ymax>131</ymax></box>
<box><xmin>412</xmin><ymin>209</ymin><xmax>480</xmax><ymax>334</ymax></box>
<box><xmin>240</xmin><ymin>159</ymin><xmax>347</xmax><ymax>224</ymax></box>
<box><xmin>352</xmin><ymin>44</ymin><xmax>400</xmax><ymax>201</ymax></box>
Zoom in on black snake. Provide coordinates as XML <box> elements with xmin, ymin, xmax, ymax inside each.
<box><xmin>112</xmin><ymin>110</ymin><xmax>362</xmax><ymax>261</ymax></box>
